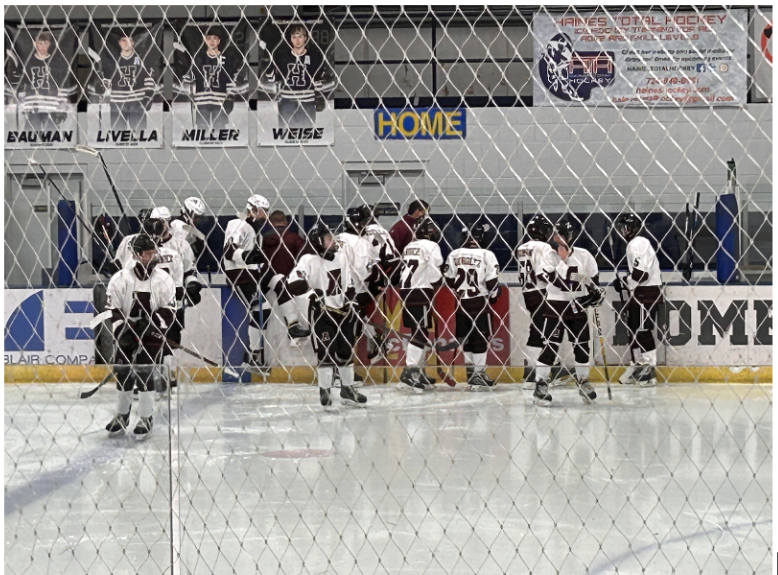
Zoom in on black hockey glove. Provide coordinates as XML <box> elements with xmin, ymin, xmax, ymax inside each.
<box><xmin>585</xmin><ymin>284</ymin><xmax>605</xmax><ymax>308</ymax></box>
<box><xmin>489</xmin><ymin>285</ymin><xmax>503</xmax><ymax>305</ymax></box>
<box><xmin>287</xmin><ymin>320</ymin><xmax>311</xmax><ymax>339</ymax></box>
<box><xmin>244</xmin><ymin>248</ymin><xmax>265</xmax><ymax>266</ymax></box>
<box><xmin>186</xmin><ymin>282</ymin><xmax>203</xmax><ymax>306</ymax></box>
<box><xmin>117</xmin><ymin>325</ymin><xmax>140</xmax><ymax>351</ymax></box>
<box><xmin>611</xmin><ymin>275</ymin><xmax>627</xmax><ymax>296</ymax></box>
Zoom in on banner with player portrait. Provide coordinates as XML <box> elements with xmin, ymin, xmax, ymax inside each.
<box><xmin>170</xmin><ymin>19</ymin><xmax>251</xmax><ymax>148</ymax></box>
<box><xmin>85</xmin><ymin>21</ymin><xmax>164</xmax><ymax>148</ymax></box>
<box><xmin>4</xmin><ymin>23</ymin><xmax>79</xmax><ymax>148</ymax></box>
<box><xmin>256</xmin><ymin>19</ymin><xmax>336</xmax><ymax>146</ymax></box>
<box><xmin>532</xmin><ymin>9</ymin><xmax>748</xmax><ymax>107</ymax></box>
<box><xmin>751</xmin><ymin>9</ymin><xmax>772</xmax><ymax>102</ymax></box>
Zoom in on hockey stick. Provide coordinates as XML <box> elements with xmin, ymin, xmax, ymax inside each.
<box><xmin>75</xmin><ymin>144</ymin><xmax>130</xmax><ymax>236</ymax></box>
<box><xmin>85</xmin><ymin>47</ymin><xmax>108</xmax><ymax>130</ymax></box>
<box><xmin>164</xmin><ymin>338</ymin><xmax>240</xmax><ymax>378</ymax></box>
<box><xmin>79</xmin><ymin>372</ymin><xmax>113</xmax><ymax>399</ymax></box>
<box><xmin>684</xmin><ymin>192</ymin><xmax>701</xmax><ymax>282</ymax></box>
<box><xmin>363</xmin><ymin>318</ymin><xmax>459</xmax><ymax>353</ymax></box>
<box><xmin>431</xmin><ymin>312</ymin><xmax>457</xmax><ymax>387</ymax></box>
<box><xmin>172</xmin><ymin>41</ymin><xmax>197</xmax><ymax>129</ymax></box>
<box><xmin>593</xmin><ymin>307</ymin><xmax>612</xmax><ymax>400</ymax></box>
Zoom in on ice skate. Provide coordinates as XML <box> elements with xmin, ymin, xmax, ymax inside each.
<box><xmin>340</xmin><ymin>385</ymin><xmax>367</xmax><ymax>406</ymax></box>
<box><xmin>132</xmin><ymin>416</ymin><xmax>153</xmax><ymax>440</ymax></box>
<box><xmin>106</xmin><ymin>412</ymin><xmax>130</xmax><ymax>437</ymax></box>
<box><xmin>635</xmin><ymin>365</ymin><xmax>657</xmax><ymax>387</ymax></box>
<box><xmin>575</xmin><ymin>377</ymin><xmax>597</xmax><ymax>404</ymax></box>
<box><xmin>466</xmin><ymin>371</ymin><xmax>492</xmax><ymax>392</ymax></box>
<box><xmin>419</xmin><ymin>370</ymin><xmax>437</xmax><ymax>390</ymax></box>
<box><xmin>533</xmin><ymin>381</ymin><xmax>552</xmax><ymax>406</ymax></box>
<box><xmin>320</xmin><ymin>387</ymin><xmax>332</xmax><ymax>407</ymax></box>
<box><xmin>619</xmin><ymin>363</ymin><xmax>638</xmax><ymax>385</ymax></box>
<box><xmin>397</xmin><ymin>367</ymin><xmax>425</xmax><ymax>393</ymax></box>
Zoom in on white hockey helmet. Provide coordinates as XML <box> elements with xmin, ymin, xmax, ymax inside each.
<box><xmin>246</xmin><ymin>194</ymin><xmax>270</xmax><ymax>213</ymax></box>
<box><xmin>183</xmin><ymin>197</ymin><xmax>206</xmax><ymax>217</ymax></box>
<box><xmin>150</xmin><ymin>206</ymin><xmax>172</xmax><ymax>221</ymax></box>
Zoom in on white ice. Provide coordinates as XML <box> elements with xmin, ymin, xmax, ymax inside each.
<box><xmin>4</xmin><ymin>382</ymin><xmax>772</xmax><ymax>575</ymax></box>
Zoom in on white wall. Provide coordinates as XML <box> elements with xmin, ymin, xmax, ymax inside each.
<box><xmin>4</xmin><ymin>104</ymin><xmax>771</xmax><ymax>221</ymax></box>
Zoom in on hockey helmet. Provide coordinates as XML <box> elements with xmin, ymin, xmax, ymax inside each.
<box><xmin>247</xmin><ymin>194</ymin><xmax>270</xmax><ymax>213</ymax></box>
<box><xmin>526</xmin><ymin>214</ymin><xmax>554</xmax><ymax>242</ymax></box>
<box><xmin>462</xmin><ymin>222</ymin><xmax>490</xmax><ymax>248</ymax></box>
<box><xmin>150</xmin><ymin>206</ymin><xmax>171</xmax><ymax>221</ymax></box>
<box><xmin>308</xmin><ymin>222</ymin><xmax>337</xmax><ymax>260</ymax></box>
<box><xmin>414</xmin><ymin>217</ymin><xmax>441</xmax><ymax>243</ymax></box>
<box><xmin>555</xmin><ymin>216</ymin><xmax>581</xmax><ymax>246</ymax></box>
<box><xmin>183</xmin><ymin>197</ymin><xmax>206</xmax><ymax>217</ymax></box>
<box><xmin>142</xmin><ymin>218</ymin><xmax>167</xmax><ymax>243</ymax></box>
<box><xmin>344</xmin><ymin>205</ymin><xmax>372</xmax><ymax>235</ymax></box>
<box><xmin>131</xmin><ymin>233</ymin><xmax>159</xmax><ymax>276</ymax></box>
<box><xmin>614</xmin><ymin>212</ymin><xmax>642</xmax><ymax>242</ymax></box>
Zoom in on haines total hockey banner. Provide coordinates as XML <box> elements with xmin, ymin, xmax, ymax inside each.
<box><xmin>4</xmin><ymin>24</ymin><xmax>79</xmax><ymax>148</ymax></box>
<box><xmin>85</xmin><ymin>21</ymin><xmax>164</xmax><ymax>148</ymax></box>
<box><xmin>170</xmin><ymin>19</ymin><xmax>251</xmax><ymax>148</ymax></box>
<box><xmin>256</xmin><ymin>19</ymin><xmax>336</xmax><ymax>146</ymax></box>
<box><xmin>533</xmin><ymin>10</ymin><xmax>748</xmax><ymax>107</ymax></box>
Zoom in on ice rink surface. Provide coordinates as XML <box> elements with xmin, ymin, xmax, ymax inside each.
<box><xmin>5</xmin><ymin>382</ymin><xmax>772</xmax><ymax>575</ymax></box>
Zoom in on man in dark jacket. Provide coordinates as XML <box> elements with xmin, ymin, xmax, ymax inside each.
<box><xmin>389</xmin><ymin>200</ymin><xmax>429</xmax><ymax>255</ymax></box>
<box><xmin>262</xmin><ymin>210</ymin><xmax>307</xmax><ymax>277</ymax></box>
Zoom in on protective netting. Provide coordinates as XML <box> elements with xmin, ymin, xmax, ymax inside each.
<box><xmin>4</xmin><ymin>5</ymin><xmax>772</xmax><ymax>575</ymax></box>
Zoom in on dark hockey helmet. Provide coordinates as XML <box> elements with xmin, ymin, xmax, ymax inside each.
<box><xmin>142</xmin><ymin>218</ymin><xmax>167</xmax><ymax>244</ymax></box>
<box><xmin>414</xmin><ymin>217</ymin><xmax>441</xmax><ymax>243</ymax></box>
<box><xmin>555</xmin><ymin>216</ymin><xmax>581</xmax><ymax>246</ymax></box>
<box><xmin>131</xmin><ymin>234</ymin><xmax>159</xmax><ymax>276</ymax></box>
<box><xmin>462</xmin><ymin>222</ymin><xmax>488</xmax><ymax>248</ymax></box>
<box><xmin>308</xmin><ymin>222</ymin><xmax>337</xmax><ymax>260</ymax></box>
<box><xmin>344</xmin><ymin>205</ymin><xmax>372</xmax><ymax>235</ymax></box>
<box><xmin>526</xmin><ymin>214</ymin><xmax>554</xmax><ymax>242</ymax></box>
<box><xmin>614</xmin><ymin>212</ymin><xmax>642</xmax><ymax>242</ymax></box>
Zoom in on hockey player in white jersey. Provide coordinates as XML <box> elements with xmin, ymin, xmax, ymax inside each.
<box><xmin>396</xmin><ymin>218</ymin><xmax>444</xmax><ymax>391</ymax></box>
<box><xmin>613</xmin><ymin>213</ymin><xmax>663</xmax><ymax>386</ymax></box>
<box><xmin>443</xmin><ymin>223</ymin><xmax>501</xmax><ymax>390</ymax></box>
<box><xmin>223</xmin><ymin>194</ymin><xmax>271</xmax><ymax>372</ymax></box>
<box><xmin>533</xmin><ymin>217</ymin><xmax>603</xmax><ymax>405</ymax></box>
<box><xmin>515</xmin><ymin>214</ymin><xmax>556</xmax><ymax>386</ymax></box>
<box><xmin>278</xmin><ymin>223</ymin><xmax>367</xmax><ymax>408</ymax></box>
<box><xmin>170</xmin><ymin>197</ymin><xmax>208</xmax><ymax>260</ymax></box>
<box><xmin>105</xmin><ymin>234</ymin><xmax>176</xmax><ymax>439</ymax></box>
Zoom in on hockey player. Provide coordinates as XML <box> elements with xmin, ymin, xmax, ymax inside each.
<box><xmin>533</xmin><ymin>217</ymin><xmax>602</xmax><ymax>405</ymax></box>
<box><xmin>170</xmin><ymin>197</ymin><xmax>208</xmax><ymax>260</ymax></box>
<box><xmin>95</xmin><ymin>31</ymin><xmax>158</xmax><ymax>132</ymax></box>
<box><xmin>279</xmin><ymin>223</ymin><xmax>367</xmax><ymax>407</ymax></box>
<box><xmin>613</xmin><ymin>213</ymin><xmax>662</xmax><ymax>386</ymax></box>
<box><xmin>17</xmin><ymin>31</ymin><xmax>77</xmax><ymax>132</ymax></box>
<box><xmin>178</xmin><ymin>26</ymin><xmax>246</xmax><ymax>130</ymax></box>
<box><xmin>261</xmin><ymin>24</ymin><xmax>336</xmax><ymax>129</ymax></box>
<box><xmin>444</xmin><ymin>223</ymin><xmax>501</xmax><ymax>390</ymax></box>
<box><xmin>396</xmin><ymin>217</ymin><xmax>444</xmax><ymax>391</ymax></box>
<box><xmin>515</xmin><ymin>214</ymin><xmax>556</xmax><ymax>387</ymax></box>
<box><xmin>223</xmin><ymin>194</ymin><xmax>271</xmax><ymax>371</ymax></box>
<box><xmin>105</xmin><ymin>234</ymin><xmax>176</xmax><ymax>439</ymax></box>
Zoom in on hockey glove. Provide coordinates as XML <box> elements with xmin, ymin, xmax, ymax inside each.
<box><xmin>489</xmin><ymin>285</ymin><xmax>503</xmax><ymax>305</ymax></box>
<box><xmin>611</xmin><ymin>275</ymin><xmax>627</xmax><ymax>296</ymax></box>
<box><xmin>586</xmin><ymin>285</ymin><xmax>605</xmax><ymax>308</ymax></box>
<box><xmin>287</xmin><ymin>321</ymin><xmax>311</xmax><ymax>340</ymax></box>
<box><xmin>117</xmin><ymin>325</ymin><xmax>140</xmax><ymax>351</ymax></box>
<box><xmin>244</xmin><ymin>248</ymin><xmax>265</xmax><ymax>266</ymax></box>
<box><xmin>186</xmin><ymin>282</ymin><xmax>203</xmax><ymax>306</ymax></box>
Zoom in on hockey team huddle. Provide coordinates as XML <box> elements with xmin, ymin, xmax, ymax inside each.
<box><xmin>103</xmin><ymin>196</ymin><xmax>662</xmax><ymax>439</ymax></box>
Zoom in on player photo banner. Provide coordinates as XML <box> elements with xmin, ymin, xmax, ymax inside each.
<box><xmin>751</xmin><ymin>9</ymin><xmax>772</xmax><ymax>102</ymax></box>
<box><xmin>256</xmin><ymin>19</ymin><xmax>336</xmax><ymax>146</ymax></box>
<box><xmin>170</xmin><ymin>19</ymin><xmax>251</xmax><ymax>148</ymax></box>
<box><xmin>532</xmin><ymin>10</ymin><xmax>748</xmax><ymax>107</ymax></box>
<box><xmin>85</xmin><ymin>21</ymin><xmax>164</xmax><ymax>148</ymax></box>
<box><xmin>4</xmin><ymin>23</ymin><xmax>79</xmax><ymax>149</ymax></box>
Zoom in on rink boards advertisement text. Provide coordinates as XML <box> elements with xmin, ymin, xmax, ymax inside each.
<box><xmin>4</xmin><ymin>285</ymin><xmax>771</xmax><ymax>372</ymax></box>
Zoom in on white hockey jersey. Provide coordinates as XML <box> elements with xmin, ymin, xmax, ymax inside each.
<box><xmin>364</xmin><ymin>222</ymin><xmax>398</xmax><ymax>265</ymax></box>
<box><xmin>115</xmin><ymin>233</ymin><xmax>185</xmax><ymax>290</ymax></box>
<box><xmin>335</xmin><ymin>232</ymin><xmax>374</xmax><ymax>294</ymax></box>
<box><xmin>171</xmin><ymin>219</ymin><xmax>206</xmax><ymax>249</ymax></box>
<box><xmin>223</xmin><ymin>218</ymin><xmax>260</xmax><ymax>272</ymax></box>
<box><xmin>515</xmin><ymin>240</ymin><xmax>554</xmax><ymax>293</ymax></box>
<box><xmin>159</xmin><ymin>234</ymin><xmax>196</xmax><ymax>286</ymax></box>
<box><xmin>400</xmin><ymin>239</ymin><xmax>444</xmax><ymax>290</ymax></box>
<box><xmin>106</xmin><ymin>265</ymin><xmax>177</xmax><ymax>332</ymax></box>
<box><xmin>544</xmin><ymin>247</ymin><xmax>599</xmax><ymax>302</ymax></box>
<box><xmin>444</xmin><ymin>247</ymin><xmax>499</xmax><ymax>300</ymax></box>
<box><xmin>287</xmin><ymin>251</ymin><xmax>353</xmax><ymax>310</ymax></box>
<box><xmin>626</xmin><ymin>236</ymin><xmax>662</xmax><ymax>290</ymax></box>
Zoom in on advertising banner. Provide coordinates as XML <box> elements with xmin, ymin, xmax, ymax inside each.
<box><xmin>170</xmin><ymin>19</ymin><xmax>251</xmax><ymax>147</ymax></box>
<box><xmin>256</xmin><ymin>19</ymin><xmax>336</xmax><ymax>146</ymax></box>
<box><xmin>85</xmin><ymin>21</ymin><xmax>164</xmax><ymax>148</ymax></box>
<box><xmin>533</xmin><ymin>10</ymin><xmax>748</xmax><ymax>107</ymax></box>
<box><xmin>4</xmin><ymin>23</ymin><xmax>79</xmax><ymax>148</ymax></box>
<box><xmin>751</xmin><ymin>9</ymin><xmax>772</xmax><ymax>102</ymax></box>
